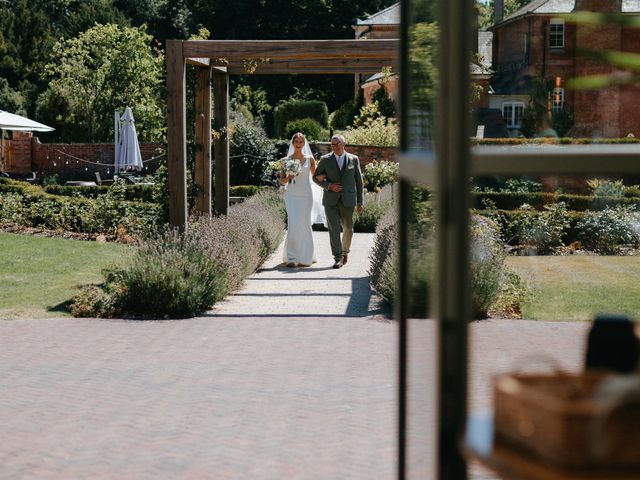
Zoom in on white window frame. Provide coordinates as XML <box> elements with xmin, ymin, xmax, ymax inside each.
<box><xmin>502</xmin><ymin>102</ymin><xmax>525</xmax><ymax>128</ymax></box>
<box><xmin>552</xmin><ymin>87</ymin><xmax>564</xmax><ymax>111</ymax></box>
<box><xmin>550</xmin><ymin>18</ymin><xmax>565</xmax><ymax>49</ymax></box>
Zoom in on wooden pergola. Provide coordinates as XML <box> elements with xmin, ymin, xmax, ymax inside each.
<box><xmin>166</xmin><ymin>39</ymin><xmax>398</xmax><ymax>229</ymax></box>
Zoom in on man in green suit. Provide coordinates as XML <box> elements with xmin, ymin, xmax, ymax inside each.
<box><xmin>313</xmin><ymin>134</ymin><xmax>364</xmax><ymax>269</ymax></box>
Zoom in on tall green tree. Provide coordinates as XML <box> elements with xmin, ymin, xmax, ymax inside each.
<box><xmin>37</xmin><ymin>23</ymin><xmax>164</xmax><ymax>142</ymax></box>
<box><xmin>476</xmin><ymin>0</ymin><xmax>530</xmax><ymax>28</ymax></box>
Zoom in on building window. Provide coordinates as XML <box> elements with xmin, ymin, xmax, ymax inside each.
<box><xmin>550</xmin><ymin>19</ymin><xmax>565</xmax><ymax>49</ymax></box>
<box><xmin>552</xmin><ymin>87</ymin><xmax>564</xmax><ymax>111</ymax></box>
<box><xmin>502</xmin><ymin>102</ymin><xmax>525</xmax><ymax>128</ymax></box>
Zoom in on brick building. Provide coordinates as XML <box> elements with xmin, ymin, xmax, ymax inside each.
<box><xmin>490</xmin><ymin>0</ymin><xmax>640</xmax><ymax>137</ymax></box>
<box><xmin>354</xmin><ymin>3</ymin><xmax>494</xmax><ymax>133</ymax></box>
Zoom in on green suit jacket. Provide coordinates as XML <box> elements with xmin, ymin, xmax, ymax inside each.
<box><xmin>313</xmin><ymin>152</ymin><xmax>364</xmax><ymax>207</ymax></box>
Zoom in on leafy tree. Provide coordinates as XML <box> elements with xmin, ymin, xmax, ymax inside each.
<box><xmin>231</xmin><ymin>85</ymin><xmax>272</xmax><ymax>120</ymax></box>
<box><xmin>38</xmin><ymin>23</ymin><xmax>164</xmax><ymax>142</ymax></box>
<box><xmin>476</xmin><ymin>0</ymin><xmax>530</xmax><ymax>28</ymax></box>
<box><xmin>0</xmin><ymin>78</ymin><xmax>26</xmax><ymax>115</ymax></box>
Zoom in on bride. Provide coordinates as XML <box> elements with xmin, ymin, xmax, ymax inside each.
<box><xmin>278</xmin><ymin>132</ymin><xmax>326</xmax><ymax>267</ymax></box>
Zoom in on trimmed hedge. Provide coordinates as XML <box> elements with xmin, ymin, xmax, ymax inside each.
<box><xmin>273</xmin><ymin>100</ymin><xmax>329</xmax><ymax>138</ymax></box>
<box><xmin>473</xmin><ymin>191</ymin><xmax>640</xmax><ymax>212</ymax></box>
<box><xmin>473</xmin><ymin>137</ymin><xmax>640</xmax><ymax>145</ymax></box>
<box><xmin>44</xmin><ymin>183</ymin><xmax>156</xmax><ymax>202</ymax></box>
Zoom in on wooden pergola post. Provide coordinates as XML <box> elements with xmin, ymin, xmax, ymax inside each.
<box><xmin>166</xmin><ymin>40</ymin><xmax>188</xmax><ymax>230</ymax></box>
<box><xmin>194</xmin><ymin>66</ymin><xmax>212</xmax><ymax>216</ymax></box>
<box><xmin>213</xmin><ymin>68</ymin><xmax>229</xmax><ymax>215</ymax></box>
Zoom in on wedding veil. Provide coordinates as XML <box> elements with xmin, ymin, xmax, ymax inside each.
<box><xmin>287</xmin><ymin>133</ymin><xmax>326</xmax><ymax>226</ymax></box>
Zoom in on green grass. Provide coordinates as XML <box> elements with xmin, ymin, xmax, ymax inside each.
<box><xmin>0</xmin><ymin>233</ymin><xmax>130</xmax><ymax>320</ymax></box>
<box><xmin>507</xmin><ymin>255</ymin><xmax>640</xmax><ymax>321</ymax></box>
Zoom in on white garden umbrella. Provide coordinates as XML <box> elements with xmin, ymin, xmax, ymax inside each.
<box><xmin>115</xmin><ymin>107</ymin><xmax>143</xmax><ymax>172</ymax></box>
<box><xmin>0</xmin><ymin>110</ymin><xmax>54</xmax><ymax>173</ymax></box>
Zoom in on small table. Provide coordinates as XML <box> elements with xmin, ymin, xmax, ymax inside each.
<box><xmin>465</xmin><ymin>415</ymin><xmax>640</xmax><ymax>480</ymax></box>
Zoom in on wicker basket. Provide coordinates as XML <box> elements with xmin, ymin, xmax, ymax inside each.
<box><xmin>493</xmin><ymin>371</ymin><xmax>640</xmax><ymax>469</ymax></box>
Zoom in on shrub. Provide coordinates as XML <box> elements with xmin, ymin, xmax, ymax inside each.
<box><xmin>363</xmin><ymin>161</ymin><xmax>399</xmax><ymax>192</ymax></box>
<box><xmin>344</xmin><ymin>117</ymin><xmax>399</xmax><ymax>147</ymax></box>
<box><xmin>0</xmin><ymin>193</ymin><xmax>29</xmax><ymax>226</ymax></box>
<box><xmin>371</xmin><ymin>86</ymin><xmax>396</xmax><ymax>118</ymax></box>
<box><xmin>506</xmin><ymin>202</ymin><xmax>570</xmax><ymax>253</ymax></box>
<box><xmin>577</xmin><ymin>207</ymin><xmax>640</xmax><ymax>254</ymax></box>
<box><xmin>586</xmin><ymin>178</ymin><xmax>626</xmax><ymax>197</ymax></box>
<box><xmin>472</xmin><ymin>191</ymin><xmax>640</xmax><ymax>212</ymax></box>
<box><xmin>352</xmin><ymin>101</ymin><xmax>384</xmax><ymax>128</ymax></box>
<box><xmin>44</xmin><ymin>183</ymin><xmax>157</xmax><ymax>202</ymax></box>
<box><xmin>71</xmin><ymin>190</ymin><xmax>285</xmax><ymax>318</ymax></box>
<box><xmin>229</xmin><ymin>114</ymin><xmax>278</xmax><ymax>186</ymax></box>
<box><xmin>369</xmin><ymin>200</ymin><xmax>520</xmax><ymax>318</ymax></box>
<box><xmin>368</xmin><ymin>209</ymin><xmax>398</xmax><ymax>303</ymax></box>
<box><xmin>273</xmin><ymin>99</ymin><xmax>329</xmax><ymax>138</ymax></box>
<box><xmin>285</xmin><ymin>117</ymin><xmax>324</xmax><ymax>141</ymax></box>
<box><xmin>354</xmin><ymin>199</ymin><xmax>394</xmax><ymax>233</ymax></box>
<box><xmin>329</xmin><ymin>101</ymin><xmax>356</xmax><ymax>130</ymax></box>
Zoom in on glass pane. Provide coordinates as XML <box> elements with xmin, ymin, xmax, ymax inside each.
<box><xmin>406</xmin><ymin>0</ymin><xmax>438</xmax><ymax>152</ymax></box>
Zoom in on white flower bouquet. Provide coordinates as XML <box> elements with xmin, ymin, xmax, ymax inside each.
<box><xmin>283</xmin><ymin>158</ymin><xmax>302</xmax><ymax>177</ymax></box>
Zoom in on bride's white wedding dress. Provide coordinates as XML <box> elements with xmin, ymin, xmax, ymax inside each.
<box><xmin>282</xmin><ymin>155</ymin><xmax>325</xmax><ymax>266</ymax></box>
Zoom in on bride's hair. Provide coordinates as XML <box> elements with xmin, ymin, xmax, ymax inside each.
<box><xmin>291</xmin><ymin>131</ymin><xmax>306</xmax><ymax>143</ymax></box>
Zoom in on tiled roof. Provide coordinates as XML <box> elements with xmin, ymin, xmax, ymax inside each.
<box><xmin>356</xmin><ymin>2</ymin><xmax>400</xmax><ymax>25</ymax></box>
<box><xmin>501</xmin><ymin>0</ymin><xmax>640</xmax><ymax>24</ymax></box>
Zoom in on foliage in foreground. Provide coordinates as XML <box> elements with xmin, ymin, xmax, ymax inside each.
<box><xmin>369</xmin><ymin>195</ymin><xmax>529</xmax><ymax>319</ymax></box>
<box><xmin>71</xmin><ymin>190</ymin><xmax>285</xmax><ymax>318</ymax></box>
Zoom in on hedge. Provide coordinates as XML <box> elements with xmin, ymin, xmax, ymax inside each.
<box><xmin>273</xmin><ymin>100</ymin><xmax>329</xmax><ymax>138</ymax></box>
<box><xmin>44</xmin><ymin>183</ymin><xmax>156</xmax><ymax>202</ymax></box>
<box><xmin>473</xmin><ymin>191</ymin><xmax>640</xmax><ymax>212</ymax></box>
<box><xmin>473</xmin><ymin>137</ymin><xmax>640</xmax><ymax>146</ymax></box>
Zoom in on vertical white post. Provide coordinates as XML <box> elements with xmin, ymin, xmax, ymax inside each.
<box><xmin>114</xmin><ymin>110</ymin><xmax>120</xmax><ymax>172</ymax></box>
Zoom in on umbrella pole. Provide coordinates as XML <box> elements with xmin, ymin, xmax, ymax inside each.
<box><xmin>1</xmin><ymin>128</ymin><xmax>5</xmax><ymax>174</ymax></box>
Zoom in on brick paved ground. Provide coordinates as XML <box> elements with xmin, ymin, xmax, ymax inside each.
<box><xmin>0</xmin><ymin>232</ymin><xmax>589</xmax><ymax>479</ymax></box>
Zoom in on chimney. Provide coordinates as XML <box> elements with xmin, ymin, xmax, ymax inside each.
<box><xmin>494</xmin><ymin>0</ymin><xmax>504</xmax><ymax>25</ymax></box>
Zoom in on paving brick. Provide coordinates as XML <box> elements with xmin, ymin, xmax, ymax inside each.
<box><xmin>0</xmin><ymin>232</ymin><xmax>588</xmax><ymax>479</ymax></box>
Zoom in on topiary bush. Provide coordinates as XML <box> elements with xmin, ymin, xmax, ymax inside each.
<box><xmin>273</xmin><ymin>99</ymin><xmax>329</xmax><ymax>138</ymax></box>
<box><xmin>285</xmin><ymin>117</ymin><xmax>324</xmax><ymax>141</ymax></box>
<box><xmin>329</xmin><ymin>101</ymin><xmax>356</xmax><ymax>130</ymax></box>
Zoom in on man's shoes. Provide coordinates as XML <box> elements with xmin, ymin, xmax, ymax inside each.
<box><xmin>332</xmin><ymin>259</ymin><xmax>343</xmax><ymax>269</ymax></box>
<box><xmin>342</xmin><ymin>253</ymin><xmax>348</xmax><ymax>265</ymax></box>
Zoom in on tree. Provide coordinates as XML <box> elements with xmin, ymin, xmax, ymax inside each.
<box><xmin>38</xmin><ymin>23</ymin><xmax>165</xmax><ymax>142</ymax></box>
<box><xmin>476</xmin><ymin>0</ymin><xmax>530</xmax><ymax>28</ymax></box>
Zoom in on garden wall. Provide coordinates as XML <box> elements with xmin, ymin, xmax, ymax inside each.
<box><xmin>312</xmin><ymin>142</ymin><xmax>396</xmax><ymax>167</ymax></box>
<box><xmin>7</xmin><ymin>131</ymin><xmax>163</xmax><ymax>181</ymax></box>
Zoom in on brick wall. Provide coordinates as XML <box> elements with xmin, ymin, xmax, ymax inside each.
<box><xmin>23</xmin><ymin>136</ymin><xmax>163</xmax><ymax>181</ymax></box>
<box><xmin>311</xmin><ymin>142</ymin><xmax>396</xmax><ymax>167</ymax></box>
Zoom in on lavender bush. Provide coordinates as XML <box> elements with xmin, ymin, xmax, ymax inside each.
<box><xmin>72</xmin><ymin>190</ymin><xmax>285</xmax><ymax>318</ymax></box>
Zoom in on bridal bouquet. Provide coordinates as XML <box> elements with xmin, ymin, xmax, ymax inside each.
<box><xmin>283</xmin><ymin>158</ymin><xmax>302</xmax><ymax>177</ymax></box>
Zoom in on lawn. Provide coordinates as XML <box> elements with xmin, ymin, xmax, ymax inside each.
<box><xmin>507</xmin><ymin>255</ymin><xmax>640</xmax><ymax>321</ymax></box>
<box><xmin>0</xmin><ymin>233</ymin><xmax>130</xmax><ymax>320</ymax></box>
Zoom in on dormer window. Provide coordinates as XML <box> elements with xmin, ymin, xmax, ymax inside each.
<box><xmin>550</xmin><ymin>19</ymin><xmax>565</xmax><ymax>49</ymax></box>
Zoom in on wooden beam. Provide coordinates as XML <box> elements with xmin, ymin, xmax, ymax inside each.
<box><xmin>166</xmin><ymin>40</ymin><xmax>188</xmax><ymax>231</ymax></box>
<box><xmin>186</xmin><ymin>57</ymin><xmax>210</xmax><ymax>67</ymax></box>
<box><xmin>194</xmin><ymin>67</ymin><xmax>212</xmax><ymax>217</ymax></box>
<box><xmin>213</xmin><ymin>70</ymin><xmax>229</xmax><ymax>216</ymax></box>
<box><xmin>227</xmin><ymin>65</ymin><xmax>394</xmax><ymax>74</ymax></box>
<box><xmin>183</xmin><ymin>39</ymin><xmax>399</xmax><ymax>60</ymax></box>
